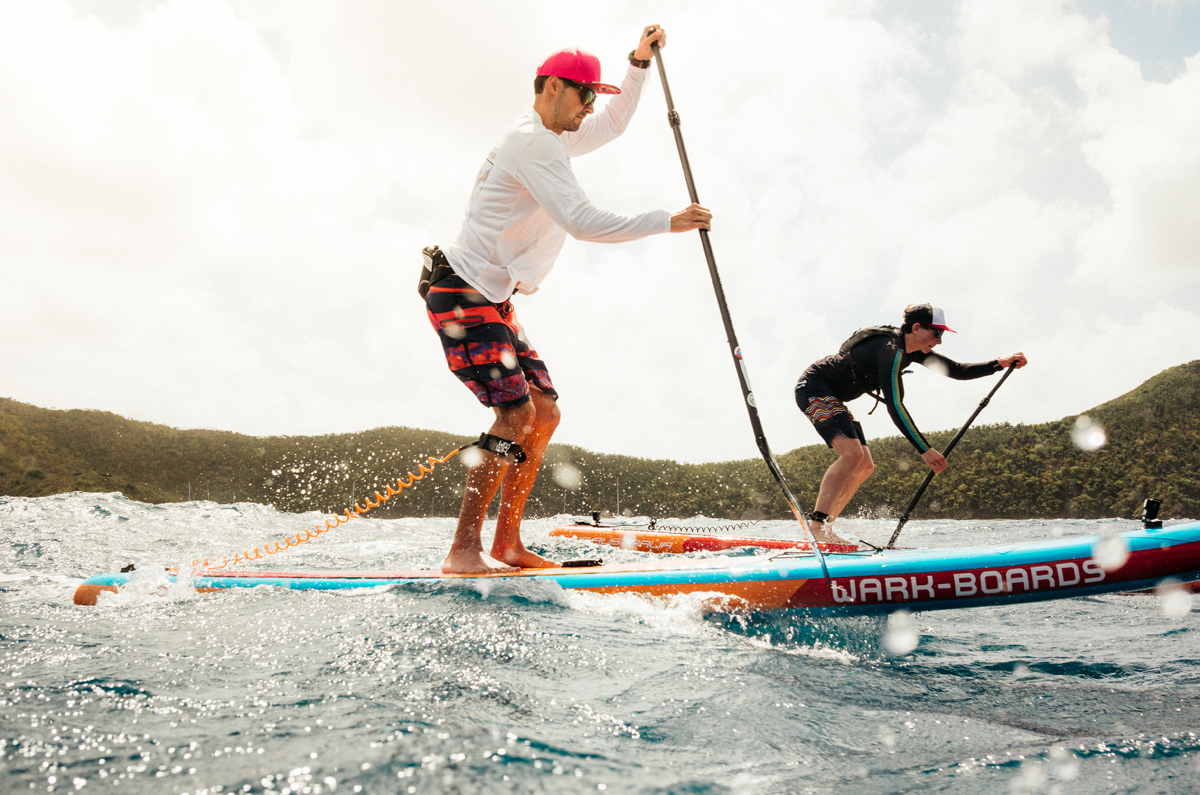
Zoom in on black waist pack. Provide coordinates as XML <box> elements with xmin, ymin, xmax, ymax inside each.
<box><xmin>418</xmin><ymin>245</ymin><xmax>455</xmax><ymax>300</ymax></box>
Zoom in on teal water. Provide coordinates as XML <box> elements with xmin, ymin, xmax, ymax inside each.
<box><xmin>2</xmin><ymin>493</ymin><xmax>1198</xmax><ymax>793</ymax></box>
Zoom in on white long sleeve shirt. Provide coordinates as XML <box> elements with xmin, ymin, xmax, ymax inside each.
<box><xmin>442</xmin><ymin>64</ymin><xmax>671</xmax><ymax>303</ymax></box>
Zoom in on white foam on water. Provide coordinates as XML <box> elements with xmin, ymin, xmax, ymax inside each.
<box><xmin>742</xmin><ymin>635</ymin><xmax>861</xmax><ymax>665</ymax></box>
<box><xmin>561</xmin><ymin>588</ymin><xmax>727</xmax><ymax>639</ymax></box>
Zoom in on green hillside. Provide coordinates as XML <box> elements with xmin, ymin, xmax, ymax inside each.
<box><xmin>2</xmin><ymin>361</ymin><xmax>1197</xmax><ymax>521</ymax></box>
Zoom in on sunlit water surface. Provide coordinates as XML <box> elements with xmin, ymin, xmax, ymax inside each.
<box><xmin>2</xmin><ymin>492</ymin><xmax>1198</xmax><ymax>794</ymax></box>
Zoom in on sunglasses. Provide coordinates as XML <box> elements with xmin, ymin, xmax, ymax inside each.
<box><xmin>559</xmin><ymin>77</ymin><xmax>597</xmax><ymax>106</ymax></box>
<box><xmin>930</xmin><ymin>327</ymin><xmax>944</xmax><ymax>339</ymax></box>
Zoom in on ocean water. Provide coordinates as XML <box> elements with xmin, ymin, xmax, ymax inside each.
<box><xmin>2</xmin><ymin>492</ymin><xmax>1198</xmax><ymax>794</ymax></box>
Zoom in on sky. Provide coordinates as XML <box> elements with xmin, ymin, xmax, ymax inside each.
<box><xmin>2</xmin><ymin>0</ymin><xmax>1199</xmax><ymax>465</ymax></box>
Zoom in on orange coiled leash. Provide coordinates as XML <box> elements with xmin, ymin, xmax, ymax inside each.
<box><xmin>190</xmin><ymin>446</ymin><xmax>464</xmax><ymax>571</ymax></box>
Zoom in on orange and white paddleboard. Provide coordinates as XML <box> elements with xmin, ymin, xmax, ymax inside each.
<box><xmin>549</xmin><ymin>523</ymin><xmax>858</xmax><ymax>554</ymax></box>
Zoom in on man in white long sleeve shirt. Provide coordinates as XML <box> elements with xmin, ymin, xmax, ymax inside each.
<box><xmin>422</xmin><ymin>25</ymin><xmax>711</xmax><ymax>574</ymax></box>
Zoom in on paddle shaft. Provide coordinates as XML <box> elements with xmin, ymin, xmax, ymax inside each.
<box><xmin>650</xmin><ymin>41</ymin><xmax>829</xmax><ymax>578</ymax></box>
<box><xmin>885</xmin><ymin>364</ymin><xmax>1017</xmax><ymax>549</ymax></box>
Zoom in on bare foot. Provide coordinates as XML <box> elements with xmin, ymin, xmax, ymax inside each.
<box><xmin>818</xmin><ymin>537</ymin><xmax>857</xmax><ymax>549</ymax></box>
<box><xmin>810</xmin><ymin>524</ymin><xmax>856</xmax><ymax>548</ymax></box>
<box><xmin>492</xmin><ymin>545</ymin><xmax>561</xmax><ymax>569</ymax></box>
<box><xmin>442</xmin><ymin>547</ymin><xmax>520</xmax><ymax>575</ymax></box>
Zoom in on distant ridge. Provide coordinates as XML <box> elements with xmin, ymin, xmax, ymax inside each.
<box><xmin>1</xmin><ymin>361</ymin><xmax>1197</xmax><ymax>521</ymax></box>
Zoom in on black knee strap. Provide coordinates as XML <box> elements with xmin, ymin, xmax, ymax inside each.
<box><xmin>808</xmin><ymin>510</ymin><xmax>831</xmax><ymax>524</ymax></box>
<box><xmin>473</xmin><ymin>432</ymin><xmax>527</xmax><ymax>463</ymax></box>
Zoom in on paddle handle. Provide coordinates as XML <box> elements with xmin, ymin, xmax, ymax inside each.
<box><xmin>886</xmin><ymin>364</ymin><xmax>1017</xmax><ymax>549</ymax></box>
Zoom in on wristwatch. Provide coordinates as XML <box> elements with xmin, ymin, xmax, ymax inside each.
<box><xmin>628</xmin><ymin>50</ymin><xmax>651</xmax><ymax>69</ymax></box>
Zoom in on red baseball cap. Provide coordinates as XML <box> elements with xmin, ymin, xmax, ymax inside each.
<box><xmin>536</xmin><ymin>48</ymin><xmax>620</xmax><ymax>95</ymax></box>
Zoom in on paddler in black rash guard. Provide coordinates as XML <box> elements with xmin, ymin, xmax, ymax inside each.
<box><xmin>794</xmin><ymin>303</ymin><xmax>1028</xmax><ymax>545</ymax></box>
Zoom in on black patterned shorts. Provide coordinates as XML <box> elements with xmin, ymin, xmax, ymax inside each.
<box><xmin>426</xmin><ymin>274</ymin><xmax>557</xmax><ymax>408</ymax></box>
<box><xmin>795</xmin><ymin>376</ymin><xmax>866</xmax><ymax>448</ymax></box>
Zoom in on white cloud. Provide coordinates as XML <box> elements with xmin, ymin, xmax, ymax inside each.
<box><xmin>957</xmin><ymin>0</ymin><xmax>1101</xmax><ymax>80</ymax></box>
<box><xmin>1076</xmin><ymin>50</ymin><xmax>1200</xmax><ymax>287</ymax></box>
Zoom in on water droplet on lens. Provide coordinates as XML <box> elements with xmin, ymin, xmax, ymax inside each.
<box><xmin>1071</xmin><ymin>415</ymin><xmax>1106</xmax><ymax>451</ymax></box>
<box><xmin>1091</xmin><ymin>533</ymin><xmax>1129</xmax><ymax>572</ymax></box>
<box><xmin>1047</xmin><ymin>745</ymin><xmax>1079</xmax><ymax>781</ymax></box>
<box><xmin>884</xmin><ymin>610</ymin><xmax>919</xmax><ymax>655</ymax></box>
<box><xmin>925</xmin><ymin>358</ymin><xmax>949</xmax><ymax>377</ymax></box>
<box><xmin>552</xmin><ymin>463</ymin><xmax>582</xmax><ymax>490</ymax></box>
<box><xmin>1156</xmin><ymin>578</ymin><xmax>1194</xmax><ymax>618</ymax></box>
<box><xmin>1012</xmin><ymin>762</ymin><xmax>1049</xmax><ymax>793</ymax></box>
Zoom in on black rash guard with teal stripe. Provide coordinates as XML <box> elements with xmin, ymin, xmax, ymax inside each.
<box><xmin>800</xmin><ymin>334</ymin><xmax>1000</xmax><ymax>453</ymax></box>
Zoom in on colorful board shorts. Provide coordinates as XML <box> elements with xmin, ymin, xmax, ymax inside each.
<box><xmin>794</xmin><ymin>375</ymin><xmax>867</xmax><ymax>448</ymax></box>
<box><xmin>425</xmin><ymin>273</ymin><xmax>558</xmax><ymax>408</ymax></box>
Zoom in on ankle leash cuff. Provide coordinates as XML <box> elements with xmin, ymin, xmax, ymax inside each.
<box><xmin>473</xmin><ymin>433</ymin><xmax>527</xmax><ymax>463</ymax></box>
